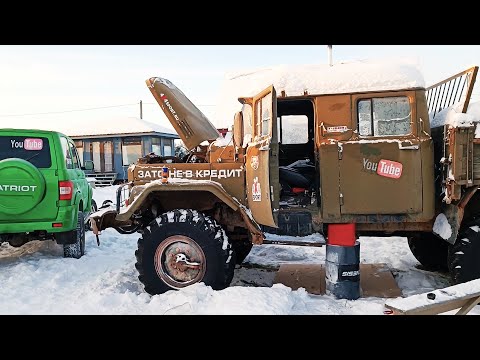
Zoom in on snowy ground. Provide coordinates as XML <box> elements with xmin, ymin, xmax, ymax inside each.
<box><xmin>0</xmin><ymin>185</ymin><xmax>477</xmax><ymax>315</ymax></box>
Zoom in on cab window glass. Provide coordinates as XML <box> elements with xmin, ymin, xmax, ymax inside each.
<box><xmin>358</xmin><ymin>96</ymin><xmax>411</xmax><ymax>136</ymax></box>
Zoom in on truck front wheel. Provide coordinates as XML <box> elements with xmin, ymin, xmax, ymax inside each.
<box><xmin>448</xmin><ymin>219</ymin><xmax>480</xmax><ymax>284</ymax></box>
<box><xmin>135</xmin><ymin>209</ymin><xmax>235</xmax><ymax>295</ymax></box>
<box><xmin>407</xmin><ymin>232</ymin><xmax>448</xmax><ymax>271</ymax></box>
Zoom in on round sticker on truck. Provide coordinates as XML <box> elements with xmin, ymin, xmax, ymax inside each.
<box><xmin>0</xmin><ymin>158</ymin><xmax>46</xmax><ymax>215</ymax></box>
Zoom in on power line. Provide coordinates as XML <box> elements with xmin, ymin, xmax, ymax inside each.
<box><xmin>0</xmin><ymin>103</ymin><xmax>140</xmax><ymax>117</ymax></box>
<box><xmin>0</xmin><ymin>102</ymin><xmax>217</xmax><ymax>118</ymax></box>
<box><xmin>142</xmin><ymin>102</ymin><xmax>216</xmax><ymax>107</ymax></box>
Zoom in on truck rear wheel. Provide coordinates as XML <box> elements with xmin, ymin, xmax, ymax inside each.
<box><xmin>448</xmin><ymin>219</ymin><xmax>480</xmax><ymax>284</ymax></box>
<box><xmin>63</xmin><ymin>210</ymin><xmax>86</xmax><ymax>259</ymax></box>
<box><xmin>407</xmin><ymin>233</ymin><xmax>448</xmax><ymax>271</ymax></box>
<box><xmin>135</xmin><ymin>209</ymin><xmax>235</xmax><ymax>295</ymax></box>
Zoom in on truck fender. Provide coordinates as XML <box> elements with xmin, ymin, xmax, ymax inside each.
<box><xmin>434</xmin><ymin>187</ymin><xmax>478</xmax><ymax>244</ymax></box>
<box><xmin>113</xmin><ymin>181</ymin><xmax>265</xmax><ymax>243</ymax></box>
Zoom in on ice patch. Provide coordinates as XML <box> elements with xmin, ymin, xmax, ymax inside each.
<box><xmin>433</xmin><ymin>213</ymin><xmax>452</xmax><ymax>240</ymax></box>
<box><xmin>179</xmin><ymin>209</ymin><xmax>187</xmax><ymax>222</ymax></box>
<box><xmin>222</xmin><ymin>230</ymin><xmax>229</xmax><ymax>251</ymax></box>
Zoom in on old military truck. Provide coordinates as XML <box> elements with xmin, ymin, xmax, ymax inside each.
<box><xmin>90</xmin><ymin>63</ymin><xmax>480</xmax><ymax>295</ymax></box>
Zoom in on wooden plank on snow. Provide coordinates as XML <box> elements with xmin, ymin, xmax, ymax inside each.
<box><xmin>384</xmin><ymin>278</ymin><xmax>480</xmax><ymax>315</ymax></box>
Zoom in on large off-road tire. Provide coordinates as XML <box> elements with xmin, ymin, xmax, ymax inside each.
<box><xmin>448</xmin><ymin>219</ymin><xmax>480</xmax><ymax>284</ymax></box>
<box><xmin>232</xmin><ymin>240</ymin><xmax>253</xmax><ymax>265</ymax></box>
<box><xmin>64</xmin><ymin>210</ymin><xmax>86</xmax><ymax>259</ymax></box>
<box><xmin>135</xmin><ymin>209</ymin><xmax>235</xmax><ymax>295</ymax></box>
<box><xmin>407</xmin><ymin>232</ymin><xmax>448</xmax><ymax>271</ymax></box>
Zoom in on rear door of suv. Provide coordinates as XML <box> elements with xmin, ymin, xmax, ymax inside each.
<box><xmin>0</xmin><ymin>131</ymin><xmax>59</xmax><ymax>222</ymax></box>
<box><xmin>58</xmin><ymin>136</ymin><xmax>90</xmax><ymax>211</ymax></box>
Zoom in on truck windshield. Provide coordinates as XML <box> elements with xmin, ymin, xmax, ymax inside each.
<box><xmin>0</xmin><ymin>136</ymin><xmax>52</xmax><ymax>168</ymax></box>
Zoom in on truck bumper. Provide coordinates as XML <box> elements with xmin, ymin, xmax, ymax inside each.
<box><xmin>0</xmin><ymin>206</ymin><xmax>77</xmax><ymax>234</ymax></box>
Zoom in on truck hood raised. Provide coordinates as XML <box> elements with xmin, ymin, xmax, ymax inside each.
<box><xmin>146</xmin><ymin>77</ymin><xmax>221</xmax><ymax>150</ymax></box>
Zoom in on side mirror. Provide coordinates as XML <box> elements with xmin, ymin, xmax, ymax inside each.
<box><xmin>83</xmin><ymin>160</ymin><xmax>94</xmax><ymax>171</ymax></box>
<box><xmin>233</xmin><ymin>111</ymin><xmax>244</xmax><ymax>148</ymax></box>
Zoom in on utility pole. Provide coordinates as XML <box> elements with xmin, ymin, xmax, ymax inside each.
<box><xmin>140</xmin><ymin>100</ymin><xmax>143</xmax><ymax>119</ymax></box>
<box><xmin>327</xmin><ymin>45</ymin><xmax>333</xmax><ymax>66</ymax></box>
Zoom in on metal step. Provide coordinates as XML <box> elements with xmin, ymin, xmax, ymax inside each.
<box><xmin>262</xmin><ymin>238</ymin><xmax>325</xmax><ymax>247</ymax></box>
<box><xmin>262</xmin><ymin>210</ymin><xmax>314</xmax><ymax>237</ymax></box>
<box><xmin>92</xmin><ymin>172</ymin><xmax>117</xmax><ymax>187</ymax></box>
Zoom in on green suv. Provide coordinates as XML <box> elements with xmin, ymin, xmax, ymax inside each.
<box><xmin>0</xmin><ymin>129</ymin><xmax>94</xmax><ymax>258</ymax></box>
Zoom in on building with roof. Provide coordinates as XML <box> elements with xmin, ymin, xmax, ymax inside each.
<box><xmin>1</xmin><ymin>115</ymin><xmax>180</xmax><ymax>185</ymax></box>
<box><xmin>68</xmin><ymin>117</ymin><xmax>179</xmax><ymax>185</ymax></box>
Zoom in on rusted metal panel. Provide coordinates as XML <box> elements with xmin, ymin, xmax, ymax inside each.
<box><xmin>130</xmin><ymin>162</ymin><xmax>246</xmax><ymax>205</ymax></box>
<box><xmin>419</xmin><ymin>137</ymin><xmax>435</xmax><ymax>221</ymax></box>
<box><xmin>315</xmin><ymin>95</ymin><xmax>351</xmax><ymax>222</ymax></box>
<box><xmin>208</xmin><ymin>144</ymin><xmax>239</xmax><ymax>163</ymax></box>
<box><xmin>355</xmin><ymin>221</ymin><xmax>433</xmax><ymax>232</ymax></box>
<box><xmin>339</xmin><ymin>91</ymin><xmax>423</xmax><ymax>215</ymax></box>
<box><xmin>318</xmin><ymin>144</ymin><xmax>340</xmax><ymax>220</ymax></box>
<box><xmin>444</xmin><ymin>126</ymin><xmax>476</xmax><ymax>203</ymax></box>
<box><xmin>315</xmin><ymin>95</ymin><xmax>352</xmax><ymax>146</ymax></box>
<box><xmin>245</xmin><ymin>142</ymin><xmax>276</xmax><ymax>227</ymax></box>
<box><xmin>244</xmin><ymin>86</ymin><xmax>279</xmax><ymax>228</ymax></box>
<box><xmin>339</xmin><ymin>140</ymin><xmax>423</xmax><ymax>214</ymax></box>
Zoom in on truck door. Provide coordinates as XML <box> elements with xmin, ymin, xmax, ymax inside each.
<box><xmin>340</xmin><ymin>92</ymin><xmax>422</xmax><ymax>215</ymax></box>
<box><xmin>245</xmin><ymin>86</ymin><xmax>279</xmax><ymax>227</ymax></box>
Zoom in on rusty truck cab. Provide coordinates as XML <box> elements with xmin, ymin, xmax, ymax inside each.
<box><xmin>239</xmin><ymin>85</ymin><xmax>435</xmax><ymax>236</ymax></box>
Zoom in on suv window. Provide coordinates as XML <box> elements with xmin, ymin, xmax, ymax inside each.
<box><xmin>0</xmin><ymin>136</ymin><xmax>52</xmax><ymax>168</ymax></box>
<box><xmin>60</xmin><ymin>137</ymin><xmax>73</xmax><ymax>169</ymax></box>
<box><xmin>68</xmin><ymin>141</ymin><xmax>81</xmax><ymax>169</ymax></box>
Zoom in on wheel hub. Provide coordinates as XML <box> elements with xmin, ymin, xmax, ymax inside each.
<box><xmin>154</xmin><ymin>235</ymin><xmax>206</xmax><ymax>289</ymax></box>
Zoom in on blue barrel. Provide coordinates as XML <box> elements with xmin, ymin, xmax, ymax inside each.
<box><xmin>325</xmin><ymin>241</ymin><xmax>361</xmax><ymax>300</ymax></box>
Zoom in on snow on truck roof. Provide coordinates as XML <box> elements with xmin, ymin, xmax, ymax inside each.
<box><xmin>214</xmin><ymin>58</ymin><xmax>425</xmax><ymax>127</ymax></box>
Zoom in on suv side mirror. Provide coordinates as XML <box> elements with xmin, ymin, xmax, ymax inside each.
<box><xmin>83</xmin><ymin>160</ymin><xmax>94</xmax><ymax>171</ymax></box>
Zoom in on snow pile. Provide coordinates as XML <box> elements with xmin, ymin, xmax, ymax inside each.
<box><xmin>430</xmin><ymin>101</ymin><xmax>480</xmax><ymax>130</ymax></box>
<box><xmin>212</xmin><ymin>129</ymin><xmax>233</xmax><ymax>147</ymax></box>
<box><xmin>432</xmin><ymin>213</ymin><xmax>452</xmax><ymax>240</ymax></box>
<box><xmin>0</xmin><ymin>185</ymin><xmax>478</xmax><ymax>315</ymax></box>
<box><xmin>214</xmin><ymin>58</ymin><xmax>425</xmax><ymax>127</ymax></box>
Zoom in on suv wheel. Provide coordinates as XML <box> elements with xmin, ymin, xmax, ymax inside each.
<box><xmin>64</xmin><ymin>210</ymin><xmax>86</xmax><ymax>259</ymax></box>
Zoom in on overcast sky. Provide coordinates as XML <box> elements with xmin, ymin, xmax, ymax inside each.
<box><xmin>0</xmin><ymin>45</ymin><xmax>479</xmax><ymax>129</ymax></box>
